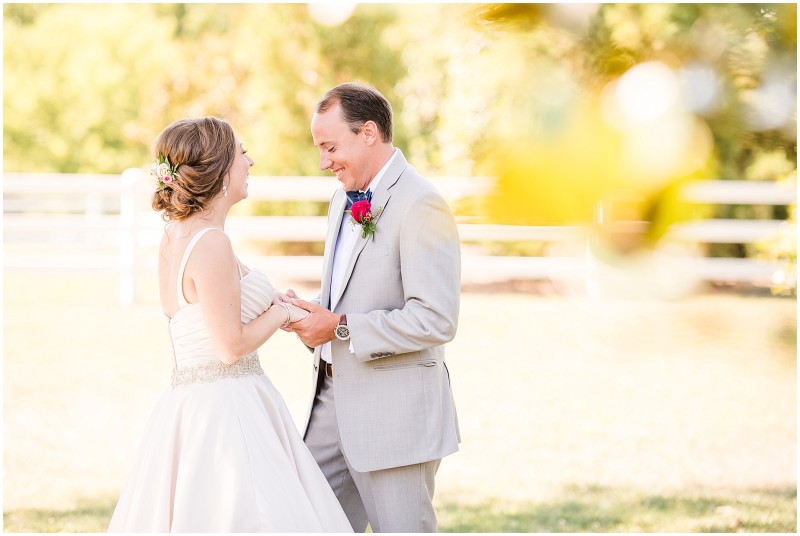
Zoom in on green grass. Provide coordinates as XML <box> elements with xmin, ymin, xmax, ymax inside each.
<box><xmin>4</xmin><ymin>273</ymin><xmax>797</xmax><ymax>532</ymax></box>
<box><xmin>3</xmin><ymin>498</ymin><xmax>117</xmax><ymax>533</ymax></box>
<box><xmin>438</xmin><ymin>487</ymin><xmax>797</xmax><ymax>532</ymax></box>
<box><xmin>4</xmin><ymin>488</ymin><xmax>796</xmax><ymax>532</ymax></box>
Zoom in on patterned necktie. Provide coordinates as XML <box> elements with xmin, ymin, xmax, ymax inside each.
<box><xmin>345</xmin><ymin>190</ymin><xmax>372</xmax><ymax>206</ymax></box>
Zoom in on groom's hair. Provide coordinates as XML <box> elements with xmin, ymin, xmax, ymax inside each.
<box><xmin>316</xmin><ymin>83</ymin><xmax>393</xmax><ymax>143</ymax></box>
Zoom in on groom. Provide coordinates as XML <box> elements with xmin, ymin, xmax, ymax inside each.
<box><xmin>287</xmin><ymin>82</ymin><xmax>461</xmax><ymax>533</ymax></box>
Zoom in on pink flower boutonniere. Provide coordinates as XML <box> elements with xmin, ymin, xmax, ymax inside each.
<box><xmin>348</xmin><ymin>200</ymin><xmax>383</xmax><ymax>240</ymax></box>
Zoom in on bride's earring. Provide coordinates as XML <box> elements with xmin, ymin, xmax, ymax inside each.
<box><xmin>222</xmin><ymin>184</ymin><xmax>228</xmax><ymax>197</ymax></box>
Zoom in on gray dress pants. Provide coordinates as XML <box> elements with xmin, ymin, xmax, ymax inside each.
<box><xmin>304</xmin><ymin>370</ymin><xmax>440</xmax><ymax>533</ymax></box>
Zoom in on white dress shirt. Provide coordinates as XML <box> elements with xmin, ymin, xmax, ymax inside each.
<box><xmin>321</xmin><ymin>149</ymin><xmax>398</xmax><ymax>364</ymax></box>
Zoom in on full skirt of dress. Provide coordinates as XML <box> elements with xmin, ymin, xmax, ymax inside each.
<box><xmin>108</xmin><ymin>371</ymin><xmax>352</xmax><ymax>532</ymax></box>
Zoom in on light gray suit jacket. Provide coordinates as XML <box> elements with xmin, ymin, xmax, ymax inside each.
<box><xmin>301</xmin><ymin>149</ymin><xmax>461</xmax><ymax>473</ymax></box>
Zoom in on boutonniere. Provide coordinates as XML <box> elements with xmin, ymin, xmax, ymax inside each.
<box><xmin>348</xmin><ymin>199</ymin><xmax>384</xmax><ymax>240</ymax></box>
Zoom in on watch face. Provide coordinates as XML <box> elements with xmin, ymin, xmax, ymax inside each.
<box><xmin>334</xmin><ymin>325</ymin><xmax>350</xmax><ymax>340</ymax></box>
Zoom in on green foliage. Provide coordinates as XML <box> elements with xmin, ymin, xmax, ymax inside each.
<box><xmin>4</xmin><ymin>4</ymin><xmax>173</xmax><ymax>173</ymax></box>
<box><xmin>3</xmin><ymin>3</ymin><xmax>795</xmax><ymax>269</ymax></box>
<box><xmin>470</xmin><ymin>2</ymin><xmax>795</xmax><ymax>266</ymax></box>
<box><xmin>472</xmin><ymin>3</ymin><xmax>796</xmax><ymax>180</ymax></box>
<box><xmin>753</xmin><ymin>174</ymin><xmax>797</xmax><ymax>295</ymax></box>
<box><xmin>4</xmin><ymin>4</ymin><xmax>796</xmax><ymax>180</ymax></box>
<box><xmin>2</xmin><ymin>4</ymin><xmax>474</xmax><ymax>176</ymax></box>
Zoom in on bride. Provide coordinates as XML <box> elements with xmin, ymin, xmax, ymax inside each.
<box><xmin>108</xmin><ymin>117</ymin><xmax>352</xmax><ymax>532</ymax></box>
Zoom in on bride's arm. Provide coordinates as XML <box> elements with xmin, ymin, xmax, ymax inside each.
<box><xmin>186</xmin><ymin>230</ymin><xmax>305</xmax><ymax>365</ymax></box>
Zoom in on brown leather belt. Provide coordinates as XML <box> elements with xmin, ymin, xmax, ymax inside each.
<box><xmin>324</xmin><ymin>361</ymin><xmax>333</xmax><ymax>378</ymax></box>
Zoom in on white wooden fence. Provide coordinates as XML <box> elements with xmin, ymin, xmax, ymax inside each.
<box><xmin>4</xmin><ymin>170</ymin><xmax>795</xmax><ymax>304</ymax></box>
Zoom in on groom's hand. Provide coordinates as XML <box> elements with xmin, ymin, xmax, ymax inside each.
<box><xmin>289</xmin><ymin>299</ymin><xmax>339</xmax><ymax>348</ymax></box>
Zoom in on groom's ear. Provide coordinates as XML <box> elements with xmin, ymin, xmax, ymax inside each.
<box><xmin>361</xmin><ymin>120</ymin><xmax>379</xmax><ymax>145</ymax></box>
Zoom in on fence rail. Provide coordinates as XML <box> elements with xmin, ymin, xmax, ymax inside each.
<box><xmin>4</xmin><ymin>171</ymin><xmax>795</xmax><ymax>303</ymax></box>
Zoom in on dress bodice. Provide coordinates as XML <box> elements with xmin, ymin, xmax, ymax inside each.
<box><xmin>166</xmin><ymin>228</ymin><xmax>275</xmax><ymax>371</ymax></box>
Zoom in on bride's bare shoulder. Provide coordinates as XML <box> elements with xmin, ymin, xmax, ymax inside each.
<box><xmin>193</xmin><ymin>228</ymin><xmax>233</xmax><ymax>251</ymax></box>
<box><xmin>187</xmin><ymin>229</ymin><xmax>236</xmax><ymax>274</ymax></box>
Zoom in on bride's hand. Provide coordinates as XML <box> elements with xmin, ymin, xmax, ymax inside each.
<box><xmin>271</xmin><ymin>292</ymin><xmax>289</xmax><ymax>305</ymax></box>
<box><xmin>271</xmin><ymin>289</ymin><xmax>300</xmax><ymax>306</ymax></box>
<box><xmin>284</xmin><ymin>289</ymin><xmax>299</xmax><ymax>300</ymax></box>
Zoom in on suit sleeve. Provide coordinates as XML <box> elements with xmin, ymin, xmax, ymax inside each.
<box><xmin>347</xmin><ymin>191</ymin><xmax>461</xmax><ymax>363</ymax></box>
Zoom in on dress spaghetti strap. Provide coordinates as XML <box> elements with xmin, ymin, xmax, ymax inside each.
<box><xmin>176</xmin><ymin>228</ymin><xmax>219</xmax><ymax>308</ymax></box>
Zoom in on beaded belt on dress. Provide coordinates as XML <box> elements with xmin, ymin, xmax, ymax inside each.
<box><xmin>171</xmin><ymin>354</ymin><xmax>264</xmax><ymax>387</ymax></box>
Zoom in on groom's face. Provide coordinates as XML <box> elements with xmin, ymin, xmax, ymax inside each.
<box><xmin>311</xmin><ymin>103</ymin><xmax>371</xmax><ymax>192</ymax></box>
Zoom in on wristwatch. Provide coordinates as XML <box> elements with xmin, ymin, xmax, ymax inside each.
<box><xmin>333</xmin><ymin>314</ymin><xmax>350</xmax><ymax>341</ymax></box>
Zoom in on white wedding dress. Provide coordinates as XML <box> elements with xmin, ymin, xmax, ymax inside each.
<box><xmin>108</xmin><ymin>228</ymin><xmax>352</xmax><ymax>532</ymax></box>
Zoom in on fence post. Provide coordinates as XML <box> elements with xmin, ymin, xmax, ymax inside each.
<box><xmin>119</xmin><ymin>168</ymin><xmax>143</xmax><ymax>306</ymax></box>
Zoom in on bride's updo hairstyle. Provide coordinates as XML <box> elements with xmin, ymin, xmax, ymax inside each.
<box><xmin>151</xmin><ymin>117</ymin><xmax>236</xmax><ymax>221</ymax></box>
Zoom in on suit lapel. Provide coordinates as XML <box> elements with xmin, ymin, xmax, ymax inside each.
<box><xmin>330</xmin><ymin>150</ymin><xmax>408</xmax><ymax>310</ymax></box>
<box><xmin>322</xmin><ymin>191</ymin><xmax>348</xmax><ymax>309</ymax></box>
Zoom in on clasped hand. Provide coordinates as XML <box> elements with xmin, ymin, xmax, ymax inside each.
<box><xmin>270</xmin><ymin>293</ymin><xmax>308</xmax><ymax>323</ymax></box>
<box><xmin>272</xmin><ymin>289</ymin><xmax>340</xmax><ymax>348</ymax></box>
